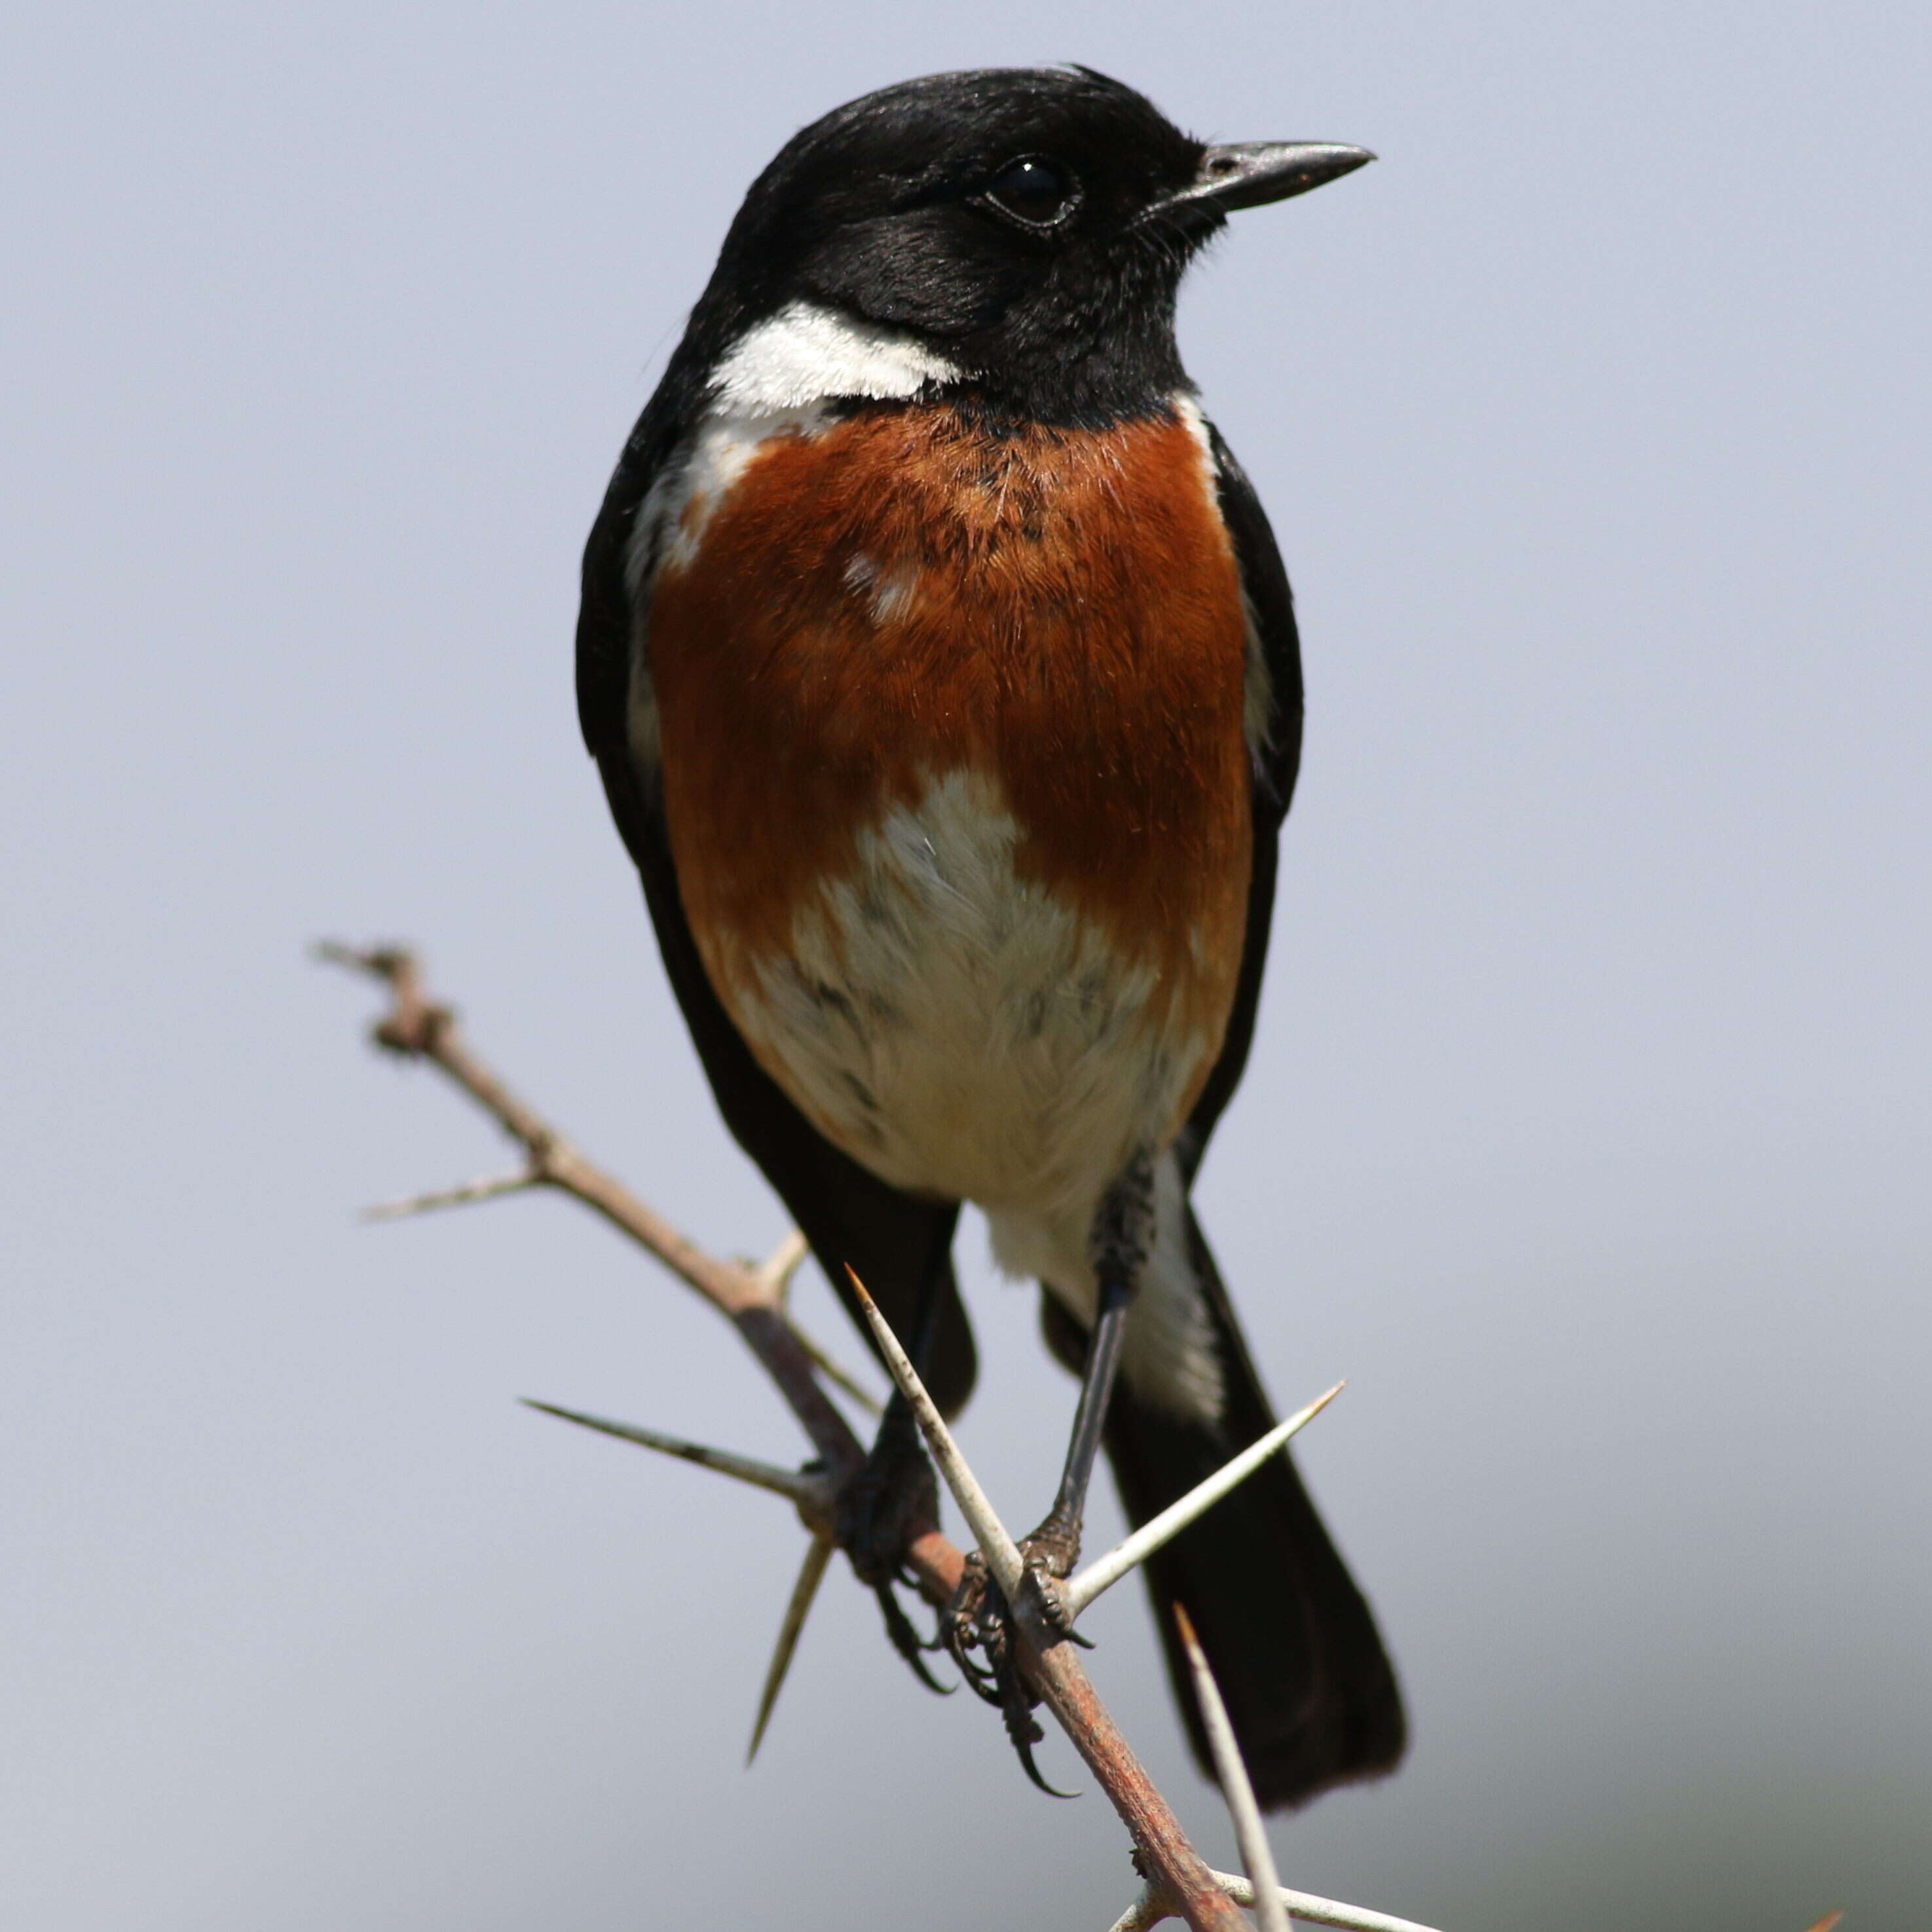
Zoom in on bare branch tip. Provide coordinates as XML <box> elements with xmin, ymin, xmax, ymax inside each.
<box><xmin>314</xmin><ymin>938</ymin><xmax>416</xmax><ymax>980</ymax></box>
<box><xmin>756</xmin><ymin>1228</ymin><xmax>812</xmax><ymax>1301</ymax></box>
<box><xmin>361</xmin><ymin>1170</ymin><xmax>540</xmax><ymax>1221</ymax></box>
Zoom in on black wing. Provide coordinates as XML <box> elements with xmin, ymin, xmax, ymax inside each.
<box><xmin>1177</xmin><ymin>420</ymin><xmax>1307</xmax><ymax>1181</ymax></box>
<box><xmin>575</xmin><ymin>377</ymin><xmax>976</xmax><ymax>1417</ymax></box>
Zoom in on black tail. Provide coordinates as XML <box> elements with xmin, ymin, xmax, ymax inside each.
<box><xmin>1042</xmin><ymin>1208</ymin><xmax>1405</xmax><ymax>1810</ymax></box>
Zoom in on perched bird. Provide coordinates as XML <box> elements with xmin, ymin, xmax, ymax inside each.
<box><xmin>576</xmin><ymin>65</ymin><xmax>1403</xmax><ymax>1809</ymax></box>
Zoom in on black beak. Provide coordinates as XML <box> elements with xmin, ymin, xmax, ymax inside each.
<box><xmin>1158</xmin><ymin>141</ymin><xmax>1375</xmax><ymax>218</ymax></box>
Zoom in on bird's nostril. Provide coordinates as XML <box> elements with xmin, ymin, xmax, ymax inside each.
<box><xmin>1208</xmin><ymin>155</ymin><xmax>1238</xmax><ymax>176</ymax></box>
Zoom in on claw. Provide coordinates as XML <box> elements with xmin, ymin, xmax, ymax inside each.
<box><xmin>940</xmin><ymin>1552</ymin><xmax>1005</xmax><ymax>1703</ymax></box>
<box><xmin>948</xmin><ymin>1625</ymin><xmax>1003</xmax><ymax>1703</ymax></box>
<box><xmin>873</xmin><ymin>1580</ymin><xmax>953</xmax><ymax>1695</ymax></box>
<box><xmin>1000</xmin><ymin>1646</ymin><xmax>1074</xmax><ymax>1799</ymax></box>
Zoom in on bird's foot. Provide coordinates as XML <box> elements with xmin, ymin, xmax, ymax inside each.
<box><xmin>1014</xmin><ymin>1506</ymin><xmax>1083</xmax><ymax>1622</ymax></box>
<box><xmin>834</xmin><ymin>1399</ymin><xmax>950</xmax><ymax>1694</ymax></box>
<box><xmin>937</xmin><ymin>1519</ymin><xmax>1087</xmax><ymax>1797</ymax></box>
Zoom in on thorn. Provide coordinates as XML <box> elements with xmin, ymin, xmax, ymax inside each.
<box><xmin>754</xmin><ymin>1228</ymin><xmax>811</xmax><ymax>1302</ymax></box>
<box><xmin>1105</xmin><ymin>1889</ymin><xmax>1171</xmax><ymax>1932</ymax></box>
<box><xmin>747</xmin><ymin>1533</ymin><xmax>834</xmax><ymax>1763</ymax></box>
<box><xmin>1202</xmin><ymin>1870</ymin><xmax>1446</xmax><ymax>1932</ymax></box>
<box><xmin>845</xmin><ymin>1269</ymin><xmax>1025</xmax><ymax>1597</ymax></box>
<box><xmin>1063</xmin><ymin>1384</ymin><xmax>1344</xmax><ymax>1618</ymax></box>
<box><xmin>521</xmin><ymin>1400</ymin><xmax>823</xmax><ymax>1506</ymax></box>
<box><xmin>362</xmin><ymin>1170</ymin><xmax>541</xmax><ymax>1221</ymax></box>
<box><xmin>313</xmin><ymin>938</ymin><xmax>413</xmax><ymax>988</ymax></box>
<box><xmin>1174</xmin><ymin>1603</ymin><xmax>1289</xmax><ymax>1932</ymax></box>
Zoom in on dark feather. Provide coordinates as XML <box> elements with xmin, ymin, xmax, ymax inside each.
<box><xmin>1177</xmin><ymin>420</ymin><xmax>1304</xmax><ymax>1180</ymax></box>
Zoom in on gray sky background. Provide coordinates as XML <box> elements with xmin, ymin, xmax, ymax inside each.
<box><xmin>4</xmin><ymin>4</ymin><xmax>1927</xmax><ymax>1928</ymax></box>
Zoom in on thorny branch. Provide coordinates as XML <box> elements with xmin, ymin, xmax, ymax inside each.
<box><xmin>313</xmin><ymin>939</ymin><xmax>1814</xmax><ymax>1932</ymax></box>
<box><xmin>323</xmin><ymin>942</ymin><xmax>1853</xmax><ymax>1932</ymax></box>
<box><xmin>323</xmin><ymin>941</ymin><xmax>1259</xmax><ymax>1931</ymax></box>
<box><xmin>314</xmin><ymin>941</ymin><xmax>855</xmax><ymax>1481</ymax></box>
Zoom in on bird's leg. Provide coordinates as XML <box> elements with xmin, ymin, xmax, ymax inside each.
<box><xmin>1018</xmin><ymin>1153</ymin><xmax>1153</xmax><ymax>1599</ymax></box>
<box><xmin>1018</xmin><ymin>1267</ymin><xmax>1134</xmax><ymax>1594</ymax></box>
<box><xmin>835</xmin><ymin>1265</ymin><xmax>950</xmax><ymax>1692</ymax></box>
<box><xmin>944</xmin><ymin>1155</ymin><xmax>1154</xmax><ymax>1764</ymax></box>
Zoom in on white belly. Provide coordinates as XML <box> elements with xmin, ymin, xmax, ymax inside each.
<box><xmin>718</xmin><ymin>770</ymin><xmax>1214</xmax><ymax>1227</ymax></box>
<box><xmin>713</xmin><ymin>768</ymin><xmax>1231</xmax><ymax>1423</ymax></box>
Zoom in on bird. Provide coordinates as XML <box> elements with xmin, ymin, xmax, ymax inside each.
<box><xmin>575</xmin><ymin>64</ymin><xmax>1403</xmax><ymax>1810</ymax></box>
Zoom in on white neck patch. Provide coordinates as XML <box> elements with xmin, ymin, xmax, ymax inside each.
<box><xmin>710</xmin><ymin>299</ymin><xmax>961</xmax><ymax>413</ymax></box>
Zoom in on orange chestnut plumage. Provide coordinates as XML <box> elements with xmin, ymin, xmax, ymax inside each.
<box><xmin>650</xmin><ymin>401</ymin><xmax>1252</xmax><ymax>1070</ymax></box>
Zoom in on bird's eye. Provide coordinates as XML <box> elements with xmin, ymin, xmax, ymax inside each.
<box><xmin>981</xmin><ymin>156</ymin><xmax>1079</xmax><ymax>229</ymax></box>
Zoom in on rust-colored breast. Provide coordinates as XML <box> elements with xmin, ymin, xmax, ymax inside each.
<box><xmin>648</xmin><ymin>402</ymin><xmax>1254</xmax><ymax>1043</ymax></box>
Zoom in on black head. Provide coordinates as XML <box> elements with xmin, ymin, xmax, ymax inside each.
<box><xmin>683</xmin><ymin>67</ymin><xmax>1371</xmax><ymax>424</ymax></box>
